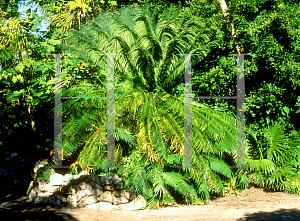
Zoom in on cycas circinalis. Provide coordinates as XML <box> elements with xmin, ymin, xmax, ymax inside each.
<box><xmin>58</xmin><ymin>4</ymin><xmax>239</xmax><ymax>209</ymax></box>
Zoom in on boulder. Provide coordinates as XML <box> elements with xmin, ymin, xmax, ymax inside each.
<box><xmin>34</xmin><ymin>192</ymin><xmax>51</xmax><ymax>204</ymax></box>
<box><xmin>63</xmin><ymin>174</ymin><xmax>73</xmax><ymax>182</ymax></box>
<box><xmin>86</xmin><ymin>202</ymin><xmax>113</xmax><ymax>210</ymax></box>
<box><xmin>48</xmin><ymin>193</ymin><xmax>67</xmax><ymax>207</ymax></box>
<box><xmin>26</xmin><ymin>164</ymin><xmax>147</xmax><ymax>210</ymax></box>
<box><xmin>49</xmin><ymin>173</ymin><xmax>64</xmax><ymax>186</ymax></box>
<box><xmin>84</xmin><ymin>195</ymin><xmax>97</xmax><ymax>205</ymax></box>
<box><xmin>34</xmin><ymin>160</ymin><xmax>50</xmax><ymax>175</ymax></box>
<box><xmin>67</xmin><ymin>194</ymin><xmax>77</xmax><ymax>208</ymax></box>
<box><xmin>90</xmin><ymin>181</ymin><xmax>102</xmax><ymax>189</ymax></box>
<box><xmin>78</xmin><ymin>182</ymin><xmax>93</xmax><ymax>192</ymax></box>
<box><xmin>98</xmin><ymin>191</ymin><xmax>114</xmax><ymax>204</ymax></box>
<box><xmin>94</xmin><ymin>188</ymin><xmax>104</xmax><ymax>197</ymax></box>
<box><xmin>103</xmin><ymin>184</ymin><xmax>114</xmax><ymax>191</ymax></box>
<box><xmin>28</xmin><ymin>186</ymin><xmax>40</xmax><ymax>202</ymax></box>
<box><xmin>120</xmin><ymin>195</ymin><xmax>147</xmax><ymax>211</ymax></box>
<box><xmin>101</xmin><ymin>175</ymin><xmax>113</xmax><ymax>185</ymax></box>
<box><xmin>114</xmin><ymin>179</ymin><xmax>123</xmax><ymax>189</ymax></box>
<box><xmin>113</xmin><ymin>195</ymin><xmax>128</xmax><ymax>205</ymax></box>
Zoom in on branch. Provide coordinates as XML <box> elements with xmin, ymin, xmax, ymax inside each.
<box><xmin>218</xmin><ymin>0</ymin><xmax>243</xmax><ymax>54</ymax></box>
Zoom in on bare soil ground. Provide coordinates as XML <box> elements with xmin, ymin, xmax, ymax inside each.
<box><xmin>1</xmin><ymin>185</ymin><xmax>300</xmax><ymax>221</ymax></box>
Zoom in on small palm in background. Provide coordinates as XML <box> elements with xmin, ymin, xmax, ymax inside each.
<box><xmin>229</xmin><ymin>121</ymin><xmax>300</xmax><ymax>196</ymax></box>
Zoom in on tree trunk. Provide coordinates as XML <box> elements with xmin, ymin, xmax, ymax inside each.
<box><xmin>219</xmin><ymin>0</ymin><xmax>243</xmax><ymax>54</ymax></box>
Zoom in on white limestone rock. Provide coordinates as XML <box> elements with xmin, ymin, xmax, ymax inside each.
<box><xmin>26</xmin><ymin>171</ymin><xmax>147</xmax><ymax>210</ymax></box>
<box><xmin>84</xmin><ymin>195</ymin><xmax>97</xmax><ymax>205</ymax></box>
<box><xmin>63</xmin><ymin>174</ymin><xmax>73</xmax><ymax>182</ymax></box>
<box><xmin>49</xmin><ymin>173</ymin><xmax>64</xmax><ymax>186</ymax></box>
<box><xmin>120</xmin><ymin>195</ymin><xmax>147</xmax><ymax>211</ymax></box>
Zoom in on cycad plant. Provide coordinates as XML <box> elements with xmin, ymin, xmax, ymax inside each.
<box><xmin>57</xmin><ymin>4</ymin><xmax>240</xmax><ymax>209</ymax></box>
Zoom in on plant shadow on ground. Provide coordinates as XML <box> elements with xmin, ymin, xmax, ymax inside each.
<box><xmin>207</xmin><ymin>183</ymin><xmax>300</xmax><ymax>221</ymax></box>
<box><xmin>237</xmin><ymin>209</ymin><xmax>300</xmax><ymax>221</ymax></box>
<box><xmin>0</xmin><ymin>193</ymin><xmax>78</xmax><ymax>221</ymax></box>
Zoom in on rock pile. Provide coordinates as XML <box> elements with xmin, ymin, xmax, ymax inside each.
<box><xmin>26</xmin><ymin>160</ymin><xmax>147</xmax><ymax>210</ymax></box>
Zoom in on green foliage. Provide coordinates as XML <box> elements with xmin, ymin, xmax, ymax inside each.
<box><xmin>0</xmin><ymin>5</ymin><xmax>57</xmax><ymax>160</ymax></box>
<box><xmin>186</xmin><ymin>0</ymin><xmax>300</xmax><ymax>137</ymax></box>
<box><xmin>233</xmin><ymin>121</ymin><xmax>300</xmax><ymax>194</ymax></box>
<box><xmin>55</xmin><ymin>3</ymin><xmax>242</xmax><ymax>209</ymax></box>
<box><xmin>1</xmin><ymin>0</ymin><xmax>299</xmax><ymax>210</ymax></box>
<box><xmin>37</xmin><ymin>168</ymin><xmax>52</xmax><ymax>182</ymax></box>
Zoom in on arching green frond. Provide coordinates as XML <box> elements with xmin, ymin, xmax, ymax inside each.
<box><xmin>206</xmin><ymin>171</ymin><xmax>225</xmax><ymax>194</ymax></box>
<box><xmin>248</xmin><ymin>171</ymin><xmax>265</xmax><ymax>187</ymax></box>
<box><xmin>115</xmin><ymin>127</ymin><xmax>137</xmax><ymax>147</ymax></box>
<box><xmin>162</xmin><ymin>171</ymin><xmax>198</xmax><ymax>204</ymax></box>
<box><xmin>245</xmin><ymin>128</ymin><xmax>263</xmax><ymax>160</ymax></box>
<box><xmin>205</xmin><ymin>155</ymin><xmax>234</xmax><ymax>179</ymax></box>
<box><xmin>237</xmin><ymin>173</ymin><xmax>250</xmax><ymax>190</ymax></box>
<box><xmin>125</xmin><ymin>163</ymin><xmax>153</xmax><ymax>200</ymax></box>
<box><xmin>247</xmin><ymin>159</ymin><xmax>276</xmax><ymax>175</ymax></box>
<box><xmin>192</xmin><ymin>101</ymin><xmax>237</xmax><ymax>156</ymax></box>
<box><xmin>73</xmin><ymin>126</ymin><xmax>107</xmax><ymax>173</ymax></box>
<box><xmin>195</xmin><ymin>182</ymin><xmax>211</xmax><ymax>202</ymax></box>
<box><xmin>165</xmin><ymin>153</ymin><xmax>182</xmax><ymax>166</ymax></box>
<box><xmin>145</xmin><ymin>163</ymin><xmax>168</xmax><ymax>199</ymax></box>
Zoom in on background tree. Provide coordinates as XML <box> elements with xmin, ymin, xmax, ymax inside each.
<box><xmin>165</xmin><ymin>0</ymin><xmax>300</xmax><ymax>137</ymax></box>
<box><xmin>0</xmin><ymin>0</ymin><xmax>54</xmax><ymax>160</ymax></box>
<box><xmin>174</xmin><ymin>0</ymin><xmax>300</xmax><ymax>194</ymax></box>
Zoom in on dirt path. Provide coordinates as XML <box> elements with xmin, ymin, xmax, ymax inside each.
<box><xmin>1</xmin><ymin>186</ymin><xmax>300</xmax><ymax>221</ymax></box>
